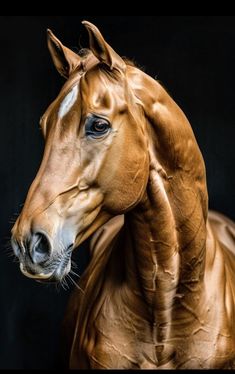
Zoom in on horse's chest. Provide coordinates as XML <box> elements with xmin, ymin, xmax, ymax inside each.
<box><xmin>83</xmin><ymin>291</ymin><xmax>159</xmax><ymax>369</ymax></box>
<box><xmin>82</xmin><ymin>298</ymin><xmax>235</xmax><ymax>369</ymax></box>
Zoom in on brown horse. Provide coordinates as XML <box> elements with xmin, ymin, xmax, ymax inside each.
<box><xmin>11</xmin><ymin>21</ymin><xmax>235</xmax><ymax>369</ymax></box>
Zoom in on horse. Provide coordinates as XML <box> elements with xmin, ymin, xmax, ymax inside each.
<box><xmin>11</xmin><ymin>21</ymin><xmax>235</xmax><ymax>369</ymax></box>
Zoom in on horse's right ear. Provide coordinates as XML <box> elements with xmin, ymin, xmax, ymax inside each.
<box><xmin>47</xmin><ymin>29</ymin><xmax>81</xmax><ymax>79</ymax></box>
<box><xmin>82</xmin><ymin>21</ymin><xmax>125</xmax><ymax>73</ymax></box>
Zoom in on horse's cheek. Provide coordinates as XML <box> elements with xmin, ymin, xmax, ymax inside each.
<box><xmin>102</xmin><ymin>146</ymin><xmax>149</xmax><ymax>213</ymax></box>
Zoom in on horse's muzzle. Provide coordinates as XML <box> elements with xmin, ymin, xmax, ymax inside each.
<box><xmin>12</xmin><ymin>232</ymin><xmax>51</xmax><ymax>263</ymax></box>
<box><xmin>11</xmin><ymin>232</ymin><xmax>73</xmax><ymax>282</ymax></box>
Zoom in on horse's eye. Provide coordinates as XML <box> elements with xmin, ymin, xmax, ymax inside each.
<box><xmin>92</xmin><ymin>120</ymin><xmax>108</xmax><ymax>133</ymax></box>
<box><xmin>85</xmin><ymin>117</ymin><xmax>110</xmax><ymax>138</ymax></box>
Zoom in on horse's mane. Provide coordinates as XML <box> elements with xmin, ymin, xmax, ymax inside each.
<box><xmin>77</xmin><ymin>48</ymin><xmax>91</xmax><ymax>59</ymax></box>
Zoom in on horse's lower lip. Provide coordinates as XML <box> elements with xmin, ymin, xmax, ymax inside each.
<box><xmin>20</xmin><ymin>263</ymin><xmax>53</xmax><ymax>280</ymax></box>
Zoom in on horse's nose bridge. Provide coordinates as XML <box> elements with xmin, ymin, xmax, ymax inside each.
<box><xmin>23</xmin><ymin>170</ymin><xmax>64</xmax><ymax>214</ymax></box>
<box><xmin>12</xmin><ymin>180</ymin><xmax>57</xmax><ymax>242</ymax></box>
<box><xmin>22</xmin><ymin>129</ymin><xmax>81</xmax><ymax>216</ymax></box>
<box><xmin>13</xmin><ymin>145</ymin><xmax>80</xmax><ymax>243</ymax></box>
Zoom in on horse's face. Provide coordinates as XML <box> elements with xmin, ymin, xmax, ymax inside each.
<box><xmin>11</xmin><ymin>22</ymin><xmax>149</xmax><ymax>282</ymax></box>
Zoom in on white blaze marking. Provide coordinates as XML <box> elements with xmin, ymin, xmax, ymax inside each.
<box><xmin>58</xmin><ymin>85</ymin><xmax>78</xmax><ymax>119</ymax></box>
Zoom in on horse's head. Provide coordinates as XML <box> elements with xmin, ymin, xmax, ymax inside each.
<box><xmin>11</xmin><ymin>22</ymin><xmax>149</xmax><ymax>282</ymax></box>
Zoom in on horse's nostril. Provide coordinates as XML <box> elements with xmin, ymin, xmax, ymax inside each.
<box><xmin>35</xmin><ymin>234</ymin><xmax>50</xmax><ymax>254</ymax></box>
<box><xmin>30</xmin><ymin>233</ymin><xmax>51</xmax><ymax>264</ymax></box>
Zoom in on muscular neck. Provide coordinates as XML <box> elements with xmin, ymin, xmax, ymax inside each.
<box><xmin>124</xmin><ymin>149</ymin><xmax>208</xmax><ymax>363</ymax></box>
<box><xmin>127</xmin><ymin>163</ymin><xmax>179</xmax><ymax>327</ymax></box>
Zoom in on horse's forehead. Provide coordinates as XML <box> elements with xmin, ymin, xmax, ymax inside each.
<box><xmin>44</xmin><ymin>68</ymin><xmax>125</xmax><ymax>124</ymax></box>
<box><xmin>80</xmin><ymin>68</ymin><xmax>126</xmax><ymax>113</ymax></box>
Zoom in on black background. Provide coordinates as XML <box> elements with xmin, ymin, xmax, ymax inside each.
<box><xmin>0</xmin><ymin>16</ymin><xmax>235</xmax><ymax>369</ymax></box>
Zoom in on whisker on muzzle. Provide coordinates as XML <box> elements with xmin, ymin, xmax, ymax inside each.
<box><xmin>67</xmin><ymin>273</ymin><xmax>84</xmax><ymax>294</ymax></box>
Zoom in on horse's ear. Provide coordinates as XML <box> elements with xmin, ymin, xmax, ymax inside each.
<box><xmin>47</xmin><ymin>29</ymin><xmax>81</xmax><ymax>79</ymax></box>
<box><xmin>82</xmin><ymin>21</ymin><xmax>125</xmax><ymax>72</ymax></box>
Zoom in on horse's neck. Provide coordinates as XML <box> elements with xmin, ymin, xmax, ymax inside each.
<box><xmin>123</xmin><ymin>162</ymin><xmax>179</xmax><ymax>345</ymax></box>
<box><xmin>122</xmin><ymin>67</ymin><xmax>210</xmax><ymax>343</ymax></box>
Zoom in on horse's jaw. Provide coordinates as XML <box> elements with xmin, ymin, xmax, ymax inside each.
<box><xmin>74</xmin><ymin>210</ymin><xmax>113</xmax><ymax>249</ymax></box>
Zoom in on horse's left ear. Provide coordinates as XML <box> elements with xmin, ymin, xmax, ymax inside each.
<box><xmin>47</xmin><ymin>29</ymin><xmax>81</xmax><ymax>79</ymax></box>
<box><xmin>82</xmin><ymin>21</ymin><xmax>125</xmax><ymax>72</ymax></box>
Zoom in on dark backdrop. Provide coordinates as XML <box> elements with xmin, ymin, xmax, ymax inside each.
<box><xmin>0</xmin><ymin>16</ymin><xmax>235</xmax><ymax>369</ymax></box>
